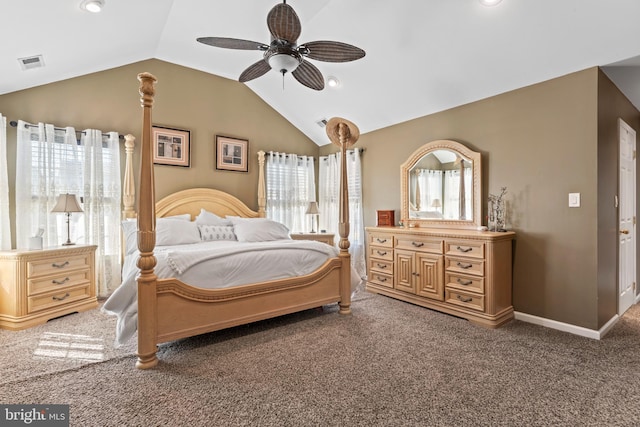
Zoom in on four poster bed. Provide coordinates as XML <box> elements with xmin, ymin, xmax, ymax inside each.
<box><xmin>104</xmin><ymin>72</ymin><xmax>360</xmax><ymax>369</ymax></box>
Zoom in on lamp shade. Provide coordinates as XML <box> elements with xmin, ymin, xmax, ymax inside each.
<box><xmin>51</xmin><ymin>194</ymin><xmax>83</xmax><ymax>213</ymax></box>
<box><xmin>431</xmin><ymin>198</ymin><xmax>442</xmax><ymax>208</ymax></box>
<box><xmin>305</xmin><ymin>201</ymin><xmax>320</xmax><ymax>215</ymax></box>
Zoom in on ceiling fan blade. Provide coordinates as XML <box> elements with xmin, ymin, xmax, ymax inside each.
<box><xmin>197</xmin><ymin>37</ymin><xmax>268</xmax><ymax>51</ymax></box>
<box><xmin>267</xmin><ymin>3</ymin><xmax>301</xmax><ymax>42</ymax></box>
<box><xmin>292</xmin><ymin>60</ymin><xmax>324</xmax><ymax>91</ymax></box>
<box><xmin>239</xmin><ymin>60</ymin><xmax>271</xmax><ymax>83</ymax></box>
<box><xmin>301</xmin><ymin>41</ymin><xmax>366</xmax><ymax>62</ymax></box>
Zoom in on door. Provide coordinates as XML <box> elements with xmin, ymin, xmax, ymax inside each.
<box><xmin>619</xmin><ymin>118</ymin><xmax>636</xmax><ymax>315</ymax></box>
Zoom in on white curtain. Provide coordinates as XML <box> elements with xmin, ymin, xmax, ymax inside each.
<box><xmin>15</xmin><ymin>122</ymin><xmax>121</xmax><ymax>296</ymax></box>
<box><xmin>415</xmin><ymin>169</ymin><xmax>443</xmax><ymax>212</ymax></box>
<box><xmin>0</xmin><ymin>114</ymin><xmax>10</xmax><ymax>249</ymax></box>
<box><xmin>443</xmin><ymin>169</ymin><xmax>472</xmax><ymax>220</ymax></box>
<box><xmin>265</xmin><ymin>152</ymin><xmax>316</xmax><ymax>233</ymax></box>
<box><xmin>318</xmin><ymin>149</ymin><xmax>365</xmax><ymax>279</ymax></box>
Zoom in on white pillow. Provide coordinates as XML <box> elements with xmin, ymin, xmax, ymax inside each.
<box><xmin>231</xmin><ymin>218</ymin><xmax>291</xmax><ymax>242</ymax></box>
<box><xmin>121</xmin><ymin>214</ymin><xmax>194</xmax><ymax>254</ymax></box>
<box><xmin>121</xmin><ymin>220</ymin><xmax>138</xmax><ymax>255</ymax></box>
<box><xmin>198</xmin><ymin>224</ymin><xmax>237</xmax><ymax>241</ymax></box>
<box><xmin>156</xmin><ymin>218</ymin><xmax>201</xmax><ymax>246</ymax></box>
<box><xmin>195</xmin><ymin>208</ymin><xmax>232</xmax><ymax>226</ymax></box>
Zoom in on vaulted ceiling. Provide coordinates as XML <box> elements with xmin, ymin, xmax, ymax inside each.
<box><xmin>2</xmin><ymin>0</ymin><xmax>640</xmax><ymax>145</ymax></box>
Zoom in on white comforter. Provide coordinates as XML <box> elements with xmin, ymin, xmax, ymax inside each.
<box><xmin>102</xmin><ymin>239</ymin><xmax>350</xmax><ymax>346</ymax></box>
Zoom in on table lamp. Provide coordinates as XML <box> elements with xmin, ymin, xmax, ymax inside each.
<box><xmin>51</xmin><ymin>193</ymin><xmax>83</xmax><ymax>245</ymax></box>
<box><xmin>305</xmin><ymin>201</ymin><xmax>320</xmax><ymax>233</ymax></box>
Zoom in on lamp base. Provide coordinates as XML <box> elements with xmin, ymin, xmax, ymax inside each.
<box><xmin>62</xmin><ymin>242</ymin><xmax>76</xmax><ymax>246</ymax></box>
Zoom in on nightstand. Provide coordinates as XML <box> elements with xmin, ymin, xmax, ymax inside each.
<box><xmin>0</xmin><ymin>245</ymin><xmax>98</xmax><ymax>330</ymax></box>
<box><xmin>290</xmin><ymin>233</ymin><xmax>335</xmax><ymax>246</ymax></box>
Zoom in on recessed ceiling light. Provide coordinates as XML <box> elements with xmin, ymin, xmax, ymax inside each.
<box><xmin>327</xmin><ymin>76</ymin><xmax>340</xmax><ymax>88</ymax></box>
<box><xmin>479</xmin><ymin>0</ymin><xmax>502</xmax><ymax>6</ymax></box>
<box><xmin>80</xmin><ymin>0</ymin><xmax>105</xmax><ymax>13</ymax></box>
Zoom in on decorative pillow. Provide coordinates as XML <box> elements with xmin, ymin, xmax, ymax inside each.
<box><xmin>195</xmin><ymin>208</ymin><xmax>232</xmax><ymax>226</ymax></box>
<box><xmin>198</xmin><ymin>225</ymin><xmax>237</xmax><ymax>241</ymax></box>
<box><xmin>231</xmin><ymin>217</ymin><xmax>291</xmax><ymax>242</ymax></box>
<box><xmin>156</xmin><ymin>218</ymin><xmax>201</xmax><ymax>246</ymax></box>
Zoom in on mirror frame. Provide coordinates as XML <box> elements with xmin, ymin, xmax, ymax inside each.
<box><xmin>401</xmin><ymin>139</ymin><xmax>482</xmax><ymax>230</ymax></box>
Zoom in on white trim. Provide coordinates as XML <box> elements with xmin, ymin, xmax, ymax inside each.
<box><xmin>514</xmin><ymin>311</ymin><xmax>619</xmax><ymax>340</ymax></box>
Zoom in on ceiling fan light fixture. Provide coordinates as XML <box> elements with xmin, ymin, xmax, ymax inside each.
<box><xmin>267</xmin><ymin>53</ymin><xmax>301</xmax><ymax>74</ymax></box>
<box><xmin>479</xmin><ymin>0</ymin><xmax>502</xmax><ymax>6</ymax></box>
<box><xmin>327</xmin><ymin>76</ymin><xmax>340</xmax><ymax>88</ymax></box>
<box><xmin>80</xmin><ymin>0</ymin><xmax>105</xmax><ymax>13</ymax></box>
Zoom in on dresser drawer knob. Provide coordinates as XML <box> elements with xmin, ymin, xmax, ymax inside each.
<box><xmin>52</xmin><ymin>277</ymin><xmax>70</xmax><ymax>285</ymax></box>
<box><xmin>412</xmin><ymin>242</ymin><xmax>424</xmax><ymax>247</ymax></box>
<box><xmin>52</xmin><ymin>261</ymin><xmax>70</xmax><ymax>268</ymax></box>
<box><xmin>376</xmin><ymin>263</ymin><xmax>388</xmax><ymax>269</ymax></box>
<box><xmin>456</xmin><ymin>262</ymin><xmax>473</xmax><ymax>269</ymax></box>
<box><xmin>456</xmin><ymin>246</ymin><xmax>473</xmax><ymax>253</ymax></box>
<box><xmin>412</xmin><ymin>272</ymin><xmax>420</xmax><ymax>276</ymax></box>
<box><xmin>377</xmin><ymin>276</ymin><xmax>388</xmax><ymax>282</ymax></box>
<box><xmin>376</xmin><ymin>250</ymin><xmax>388</xmax><ymax>256</ymax></box>
<box><xmin>52</xmin><ymin>293</ymin><xmax>70</xmax><ymax>301</ymax></box>
<box><xmin>457</xmin><ymin>278</ymin><xmax>473</xmax><ymax>286</ymax></box>
<box><xmin>376</xmin><ymin>238</ymin><xmax>387</xmax><ymax>243</ymax></box>
<box><xmin>457</xmin><ymin>295</ymin><xmax>473</xmax><ymax>303</ymax></box>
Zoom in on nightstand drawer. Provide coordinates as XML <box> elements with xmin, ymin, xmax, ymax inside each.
<box><xmin>28</xmin><ymin>269</ymin><xmax>92</xmax><ymax>296</ymax></box>
<box><xmin>27</xmin><ymin>253</ymin><xmax>92</xmax><ymax>278</ymax></box>
<box><xmin>28</xmin><ymin>284</ymin><xmax>92</xmax><ymax>314</ymax></box>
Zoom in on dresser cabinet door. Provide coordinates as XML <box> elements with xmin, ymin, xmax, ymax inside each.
<box><xmin>395</xmin><ymin>250</ymin><xmax>415</xmax><ymax>294</ymax></box>
<box><xmin>415</xmin><ymin>253</ymin><xmax>444</xmax><ymax>301</ymax></box>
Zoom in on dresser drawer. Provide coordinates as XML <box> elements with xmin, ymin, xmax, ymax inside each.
<box><xmin>28</xmin><ymin>269</ymin><xmax>91</xmax><ymax>296</ymax></box>
<box><xmin>369</xmin><ymin>271</ymin><xmax>393</xmax><ymax>288</ymax></box>
<box><xmin>27</xmin><ymin>253</ymin><xmax>92</xmax><ymax>278</ymax></box>
<box><xmin>445</xmin><ymin>257</ymin><xmax>484</xmax><ymax>276</ymax></box>
<box><xmin>369</xmin><ymin>246</ymin><xmax>393</xmax><ymax>261</ymax></box>
<box><xmin>370</xmin><ymin>258</ymin><xmax>393</xmax><ymax>274</ymax></box>
<box><xmin>28</xmin><ymin>284</ymin><xmax>92</xmax><ymax>314</ymax></box>
<box><xmin>445</xmin><ymin>240</ymin><xmax>485</xmax><ymax>259</ymax></box>
<box><xmin>445</xmin><ymin>288</ymin><xmax>485</xmax><ymax>312</ymax></box>
<box><xmin>395</xmin><ymin>236</ymin><xmax>443</xmax><ymax>254</ymax></box>
<box><xmin>445</xmin><ymin>272</ymin><xmax>485</xmax><ymax>294</ymax></box>
<box><xmin>368</xmin><ymin>233</ymin><xmax>394</xmax><ymax>248</ymax></box>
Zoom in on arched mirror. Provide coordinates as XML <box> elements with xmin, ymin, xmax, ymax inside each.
<box><xmin>401</xmin><ymin>140</ymin><xmax>482</xmax><ymax>229</ymax></box>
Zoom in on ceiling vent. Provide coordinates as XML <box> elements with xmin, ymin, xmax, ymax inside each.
<box><xmin>316</xmin><ymin>118</ymin><xmax>328</xmax><ymax>128</ymax></box>
<box><xmin>18</xmin><ymin>55</ymin><xmax>45</xmax><ymax>71</ymax></box>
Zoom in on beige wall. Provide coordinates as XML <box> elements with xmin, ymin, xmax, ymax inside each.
<box><xmin>0</xmin><ymin>59</ymin><xmax>319</xmax><ymax>248</ymax></box>
<box><xmin>322</xmin><ymin>67</ymin><xmax>639</xmax><ymax>330</ymax></box>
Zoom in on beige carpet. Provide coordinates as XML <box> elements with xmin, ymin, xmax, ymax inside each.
<box><xmin>2</xmin><ymin>292</ymin><xmax>640</xmax><ymax>426</ymax></box>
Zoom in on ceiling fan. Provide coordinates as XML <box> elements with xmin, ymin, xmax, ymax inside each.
<box><xmin>196</xmin><ymin>0</ymin><xmax>365</xmax><ymax>91</ymax></box>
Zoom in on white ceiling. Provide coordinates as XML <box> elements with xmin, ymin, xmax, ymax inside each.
<box><xmin>2</xmin><ymin>0</ymin><xmax>640</xmax><ymax>146</ymax></box>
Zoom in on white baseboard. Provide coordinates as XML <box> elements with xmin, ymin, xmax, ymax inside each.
<box><xmin>514</xmin><ymin>311</ymin><xmax>619</xmax><ymax>340</ymax></box>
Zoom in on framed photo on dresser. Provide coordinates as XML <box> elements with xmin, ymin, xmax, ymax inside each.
<box><xmin>215</xmin><ymin>135</ymin><xmax>248</xmax><ymax>172</ymax></box>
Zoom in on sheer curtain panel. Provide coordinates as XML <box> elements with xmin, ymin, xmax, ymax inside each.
<box><xmin>15</xmin><ymin>122</ymin><xmax>121</xmax><ymax>296</ymax></box>
<box><xmin>319</xmin><ymin>149</ymin><xmax>365</xmax><ymax>279</ymax></box>
<box><xmin>0</xmin><ymin>114</ymin><xmax>10</xmax><ymax>249</ymax></box>
<box><xmin>265</xmin><ymin>152</ymin><xmax>316</xmax><ymax>233</ymax></box>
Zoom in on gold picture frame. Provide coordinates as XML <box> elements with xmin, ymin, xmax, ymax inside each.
<box><xmin>152</xmin><ymin>126</ymin><xmax>190</xmax><ymax>167</ymax></box>
<box><xmin>215</xmin><ymin>135</ymin><xmax>248</xmax><ymax>172</ymax></box>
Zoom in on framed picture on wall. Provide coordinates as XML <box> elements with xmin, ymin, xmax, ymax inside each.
<box><xmin>152</xmin><ymin>125</ymin><xmax>191</xmax><ymax>167</ymax></box>
<box><xmin>215</xmin><ymin>135</ymin><xmax>248</xmax><ymax>172</ymax></box>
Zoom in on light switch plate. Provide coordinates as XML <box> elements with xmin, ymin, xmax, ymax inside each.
<box><xmin>569</xmin><ymin>192</ymin><xmax>581</xmax><ymax>207</ymax></box>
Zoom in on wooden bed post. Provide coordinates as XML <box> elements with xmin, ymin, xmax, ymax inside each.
<box><xmin>326</xmin><ymin>117</ymin><xmax>360</xmax><ymax>315</ymax></box>
<box><xmin>136</xmin><ymin>72</ymin><xmax>159</xmax><ymax>369</ymax></box>
<box><xmin>257</xmin><ymin>150</ymin><xmax>266</xmax><ymax>218</ymax></box>
<box><xmin>122</xmin><ymin>134</ymin><xmax>136</xmax><ymax>220</ymax></box>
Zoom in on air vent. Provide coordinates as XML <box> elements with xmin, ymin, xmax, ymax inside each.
<box><xmin>18</xmin><ymin>55</ymin><xmax>45</xmax><ymax>71</ymax></box>
<box><xmin>316</xmin><ymin>118</ymin><xmax>328</xmax><ymax>128</ymax></box>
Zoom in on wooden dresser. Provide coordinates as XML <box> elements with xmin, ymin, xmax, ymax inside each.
<box><xmin>0</xmin><ymin>245</ymin><xmax>98</xmax><ymax>330</ymax></box>
<box><xmin>366</xmin><ymin>226</ymin><xmax>515</xmax><ymax>328</ymax></box>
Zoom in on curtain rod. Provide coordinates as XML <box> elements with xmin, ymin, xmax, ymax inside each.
<box><xmin>9</xmin><ymin>120</ymin><xmax>125</xmax><ymax>140</ymax></box>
